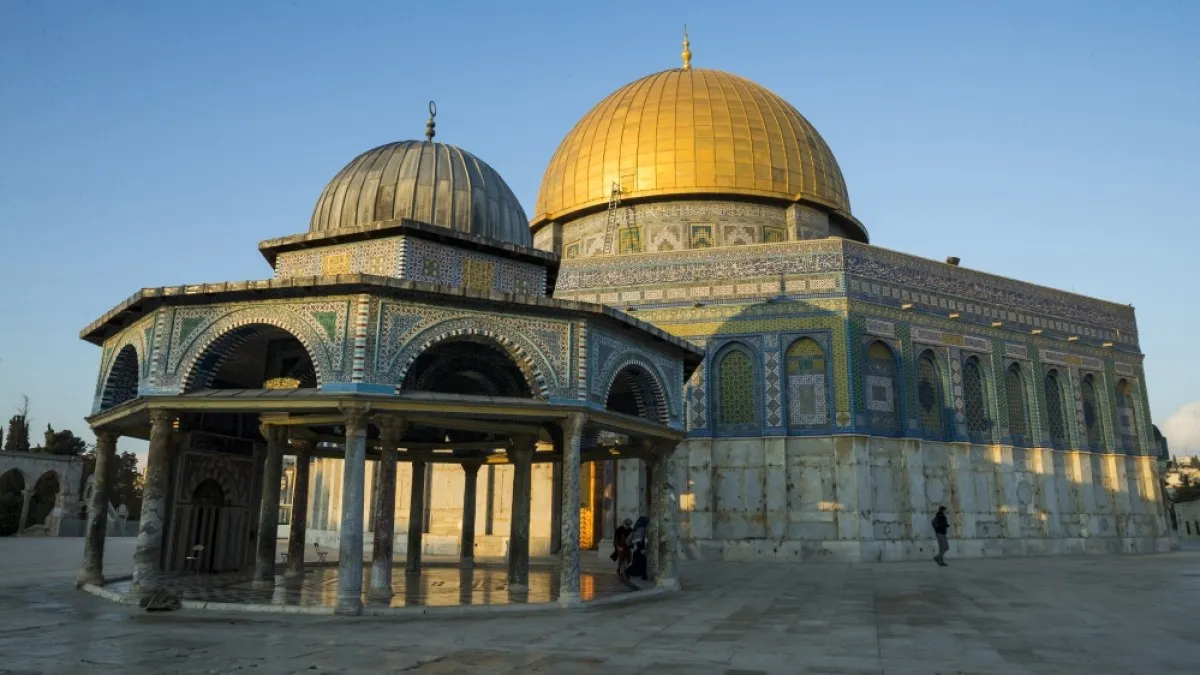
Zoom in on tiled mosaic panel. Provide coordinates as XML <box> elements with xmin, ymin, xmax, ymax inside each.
<box><xmin>865</xmin><ymin>341</ymin><xmax>898</xmax><ymax>431</ymax></box>
<box><xmin>1044</xmin><ymin>370</ymin><xmax>1068</xmax><ymax>447</ymax></box>
<box><xmin>716</xmin><ymin>348</ymin><xmax>756</xmax><ymax>428</ymax></box>
<box><xmin>402</xmin><ymin>238</ymin><xmax>546</xmax><ymax>295</ymax></box>
<box><xmin>785</xmin><ymin>337</ymin><xmax>827</xmax><ymax>427</ymax></box>
<box><xmin>1004</xmin><ymin>365</ymin><xmax>1029</xmax><ymax>440</ymax></box>
<box><xmin>589</xmin><ymin>329</ymin><xmax>683</xmax><ymax>424</ymax></box>
<box><xmin>275</xmin><ymin>238</ymin><xmax>401</xmax><ymax>279</ymax></box>
<box><xmin>1080</xmin><ymin>375</ymin><xmax>1104</xmax><ymax>450</ymax></box>
<box><xmin>962</xmin><ymin>357</ymin><xmax>988</xmax><ymax>441</ymax></box>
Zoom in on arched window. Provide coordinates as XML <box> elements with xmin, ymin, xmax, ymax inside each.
<box><xmin>1080</xmin><ymin>374</ymin><xmax>1103</xmax><ymax>451</ymax></box>
<box><xmin>1005</xmin><ymin>364</ymin><xmax>1029</xmax><ymax>446</ymax></box>
<box><xmin>962</xmin><ymin>357</ymin><xmax>990</xmax><ymax>442</ymax></box>
<box><xmin>865</xmin><ymin>341</ymin><xmax>899</xmax><ymax>433</ymax></box>
<box><xmin>916</xmin><ymin>350</ymin><xmax>946</xmax><ymax>438</ymax></box>
<box><xmin>716</xmin><ymin>346</ymin><xmax>758</xmax><ymax>433</ymax></box>
<box><xmin>785</xmin><ymin>337</ymin><xmax>828</xmax><ymax>429</ymax></box>
<box><xmin>1116</xmin><ymin>379</ymin><xmax>1141</xmax><ymax>454</ymax></box>
<box><xmin>1044</xmin><ymin>370</ymin><xmax>1068</xmax><ymax>449</ymax></box>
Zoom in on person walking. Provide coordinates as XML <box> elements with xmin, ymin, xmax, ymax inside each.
<box><xmin>932</xmin><ymin>506</ymin><xmax>950</xmax><ymax>566</ymax></box>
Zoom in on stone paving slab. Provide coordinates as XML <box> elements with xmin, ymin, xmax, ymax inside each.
<box><xmin>3</xmin><ymin>538</ymin><xmax>1200</xmax><ymax>673</ymax></box>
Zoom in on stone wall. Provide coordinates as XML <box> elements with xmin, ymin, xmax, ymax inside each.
<box><xmin>670</xmin><ymin>435</ymin><xmax>1173</xmax><ymax>562</ymax></box>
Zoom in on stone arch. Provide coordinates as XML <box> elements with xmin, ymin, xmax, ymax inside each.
<box><xmin>391</xmin><ymin>319</ymin><xmax>555</xmax><ymax>399</ymax></box>
<box><xmin>179</xmin><ymin>462</ymin><xmax>244</xmax><ymax>506</ymax></box>
<box><xmin>0</xmin><ymin>468</ymin><xmax>26</xmax><ymax>536</ymax></box>
<box><xmin>181</xmin><ymin>319</ymin><xmax>326</xmax><ymax>393</ymax></box>
<box><xmin>602</xmin><ymin>358</ymin><xmax>670</xmax><ymax>425</ymax></box>
<box><xmin>26</xmin><ymin>469</ymin><xmax>61</xmax><ymax>529</ymax></box>
<box><xmin>99</xmin><ymin>345</ymin><xmax>141</xmax><ymax>410</ymax></box>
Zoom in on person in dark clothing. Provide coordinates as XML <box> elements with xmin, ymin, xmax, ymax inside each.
<box><xmin>625</xmin><ymin>516</ymin><xmax>650</xmax><ymax>580</ymax></box>
<box><xmin>611</xmin><ymin>518</ymin><xmax>633</xmax><ymax>578</ymax></box>
<box><xmin>932</xmin><ymin>506</ymin><xmax>950</xmax><ymax>566</ymax></box>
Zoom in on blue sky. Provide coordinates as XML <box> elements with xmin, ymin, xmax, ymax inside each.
<box><xmin>1</xmin><ymin>0</ymin><xmax>1198</xmax><ymax>459</ymax></box>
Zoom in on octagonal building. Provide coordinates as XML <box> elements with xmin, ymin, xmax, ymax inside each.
<box><xmin>534</xmin><ymin>41</ymin><xmax>1172</xmax><ymax>562</ymax></box>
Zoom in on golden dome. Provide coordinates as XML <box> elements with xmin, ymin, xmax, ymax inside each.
<box><xmin>533</xmin><ymin>67</ymin><xmax>858</xmax><ymax>233</ymax></box>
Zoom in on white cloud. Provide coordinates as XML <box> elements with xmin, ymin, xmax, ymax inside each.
<box><xmin>1162</xmin><ymin>401</ymin><xmax>1200</xmax><ymax>457</ymax></box>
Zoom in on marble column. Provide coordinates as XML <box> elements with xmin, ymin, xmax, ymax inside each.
<box><xmin>650</xmin><ymin>442</ymin><xmax>680</xmax><ymax>590</ymax></box>
<box><xmin>17</xmin><ymin>489</ymin><xmax>33</xmax><ymax>536</ymax></box>
<box><xmin>130</xmin><ymin>409</ymin><xmax>175</xmax><ymax>598</ymax></box>
<box><xmin>77</xmin><ymin>430</ymin><xmax>119</xmax><ymax>587</ymax></box>
<box><xmin>644</xmin><ymin>457</ymin><xmax>657</xmax><ymax>577</ymax></box>
<box><xmin>285</xmin><ymin>438</ymin><xmax>314</xmax><ymax>579</ymax></box>
<box><xmin>558</xmin><ymin>414</ymin><xmax>586</xmax><ymax>606</ymax></box>
<box><xmin>508</xmin><ymin>441</ymin><xmax>534</xmax><ymax>589</ymax></box>
<box><xmin>405</xmin><ymin>458</ymin><xmax>426</xmax><ymax>575</ymax></box>
<box><xmin>369</xmin><ymin>418</ymin><xmax>403</xmax><ymax>599</ymax></box>
<box><xmin>335</xmin><ymin>406</ymin><xmax>371</xmax><ymax>616</ymax></box>
<box><xmin>253</xmin><ymin>423</ymin><xmax>288</xmax><ymax>588</ymax></box>
<box><xmin>460</xmin><ymin>461</ymin><xmax>482</xmax><ymax>567</ymax></box>
<box><xmin>550</xmin><ymin>460</ymin><xmax>562</xmax><ymax>554</ymax></box>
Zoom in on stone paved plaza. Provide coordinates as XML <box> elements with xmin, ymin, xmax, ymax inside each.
<box><xmin>3</xmin><ymin>538</ymin><xmax>1200</xmax><ymax>674</ymax></box>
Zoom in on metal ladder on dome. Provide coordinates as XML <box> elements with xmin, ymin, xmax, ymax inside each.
<box><xmin>601</xmin><ymin>181</ymin><xmax>638</xmax><ymax>255</ymax></box>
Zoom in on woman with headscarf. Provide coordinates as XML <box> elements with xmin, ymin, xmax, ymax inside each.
<box><xmin>625</xmin><ymin>516</ymin><xmax>650</xmax><ymax>581</ymax></box>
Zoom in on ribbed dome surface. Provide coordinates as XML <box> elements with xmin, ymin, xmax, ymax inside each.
<box><xmin>311</xmin><ymin>140</ymin><xmax>530</xmax><ymax>247</ymax></box>
<box><xmin>534</xmin><ymin>68</ymin><xmax>850</xmax><ymax>226</ymax></box>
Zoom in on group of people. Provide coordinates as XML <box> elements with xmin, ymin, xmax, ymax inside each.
<box><xmin>611</xmin><ymin>516</ymin><xmax>650</xmax><ymax>580</ymax></box>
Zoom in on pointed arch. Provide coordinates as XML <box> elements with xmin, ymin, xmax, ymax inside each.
<box><xmin>1080</xmin><ymin>374</ymin><xmax>1104</xmax><ymax>451</ymax></box>
<box><xmin>915</xmin><ymin>349</ymin><xmax>949</xmax><ymax>439</ymax></box>
<box><xmin>865</xmin><ymin>340</ymin><xmax>900</xmax><ymax>433</ymax></box>
<box><xmin>100</xmin><ymin>345</ymin><xmax>140</xmax><ymax>410</ymax></box>
<box><xmin>604</xmin><ymin>361</ymin><xmax>669</xmax><ymax>425</ymax></box>
<box><xmin>391</xmin><ymin>320</ymin><xmax>553</xmax><ymax>399</ymax></box>
<box><xmin>1044</xmin><ymin>369</ymin><xmax>1068</xmax><ymax>449</ymax></box>
<box><xmin>785</xmin><ymin>336</ymin><xmax>829</xmax><ymax>430</ymax></box>
<box><xmin>1005</xmin><ymin>362</ymin><xmax>1030</xmax><ymax>446</ymax></box>
<box><xmin>962</xmin><ymin>356</ymin><xmax>990</xmax><ymax>442</ymax></box>
<box><xmin>714</xmin><ymin>342</ymin><xmax>759</xmax><ymax>434</ymax></box>
<box><xmin>182</xmin><ymin>323</ymin><xmax>322</xmax><ymax>392</ymax></box>
<box><xmin>1116</xmin><ymin>378</ymin><xmax>1141</xmax><ymax>454</ymax></box>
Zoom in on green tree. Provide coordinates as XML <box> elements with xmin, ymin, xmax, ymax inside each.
<box><xmin>1189</xmin><ymin>457</ymin><xmax>1200</xmax><ymax>470</ymax></box>
<box><xmin>36</xmin><ymin>425</ymin><xmax>87</xmax><ymax>456</ymax></box>
<box><xmin>3</xmin><ymin>396</ymin><xmax>30</xmax><ymax>453</ymax></box>
<box><xmin>111</xmin><ymin>452</ymin><xmax>143</xmax><ymax>519</ymax></box>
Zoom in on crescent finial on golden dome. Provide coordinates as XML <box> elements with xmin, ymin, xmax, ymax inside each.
<box><xmin>425</xmin><ymin>100</ymin><xmax>437</xmax><ymax>141</ymax></box>
<box><xmin>681</xmin><ymin>26</ymin><xmax>692</xmax><ymax>70</ymax></box>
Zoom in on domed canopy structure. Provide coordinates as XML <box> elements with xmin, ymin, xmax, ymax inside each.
<box><xmin>533</xmin><ymin>67</ymin><xmax>864</xmax><ymax>240</ymax></box>
<box><xmin>312</xmin><ymin>140</ymin><xmax>531</xmax><ymax>247</ymax></box>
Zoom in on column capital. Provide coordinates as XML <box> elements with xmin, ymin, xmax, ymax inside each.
<box><xmin>460</xmin><ymin>460</ymin><xmax>484</xmax><ymax>476</ymax></box>
<box><xmin>148</xmin><ymin>409</ymin><xmax>174</xmax><ymax>426</ymax></box>
<box><xmin>376</xmin><ymin>416</ymin><xmax>409</xmax><ymax>442</ymax></box>
<box><xmin>92</xmin><ymin>428</ymin><xmax>120</xmax><ymax>448</ymax></box>
<box><xmin>258</xmin><ymin>421</ymin><xmax>290</xmax><ymax>444</ymax></box>
<box><xmin>339</xmin><ymin>404</ymin><xmax>373</xmax><ymax>435</ymax></box>
<box><xmin>561</xmin><ymin>413</ymin><xmax>588</xmax><ymax>440</ymax></box>
<box><xmin>288</xmin><ymin>434</ymin><xmax>316</xmax><ymax>454</ymax></box>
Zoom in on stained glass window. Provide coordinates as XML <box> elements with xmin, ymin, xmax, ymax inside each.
<box><xmin>1045</xmin><ymin>370</ymin><xmax>1067</xmax><ymax>448</ymax></box>
<box><xmin>786</xmin><ymin>337</ymin><xmax>827</xmax><ymax>429</ymax></box>
<box><xmin>1080</xmin><ymin>374</ymin><xmax>1103</xmax><ymax>450</ymax></box>
<box><xmin>865</xmin><ymin>341</ymin><xmax>898</xmax><ymax>432</ymax></box>
<box><xmin>1005</xmin><ymin>364</ymin><xmax>1029</xmax><ymax>445</ymax></box>
<box><xmin>963</xmin><ymin>357</ymin><xmax>989</xmax><ymax>442</ymax></box>
<box><xmin>916</xmin><ymin>351</ymin><xmax>945</xmax><ymax>437</ymax></box>
<box><xmin>1116</xmin><ymin>379</ymin><xmax>1140</xmax><ymax>454</ymax></box>
<box><xmin>717</xmin><ymin>347</ymin><xmax>757</xmax><ymax>430</ymax></box>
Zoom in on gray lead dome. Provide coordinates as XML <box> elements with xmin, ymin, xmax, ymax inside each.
<box><xmin>310</xmin><ymin>140</ymin><xmax>530</xmax><ymax>247</ymax></box>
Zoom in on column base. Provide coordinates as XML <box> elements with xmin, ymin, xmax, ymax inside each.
<box><xmin>334</xmin><ymin>596</ymin><xmax>363</xmax><ymax>616</ymax></box>
<box><xmin>75</xmin><ymin>569</ymin><xmax>104</xmax><ymax>588</ymax></box>
<box><xmin>508</xmin><ymin>582</ymin><xmax>529</xmax><ymax>591</ymax></box>
<box><xmin>366</xmin><ymin>587</ymin><xmax>394</xmax><ymax>601</ymax></box>
<box><xmin>251</xmin><ymin>578</ymin><xmax>275</xmax><ymax>590</ymax></box>
<box><xmin>557</xmin><ymin>591</ymin><xmax>581</xmax><ymax>607</ymax></box>
<box><xmin>655</xmin><ymin>576</ymin><xmax>681</xmax><ymax>591</ymax></box>
<box><xmin>283</xmin><ymin>566</ymin><xmax>305</xmax><ymax>580</ymax></box>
